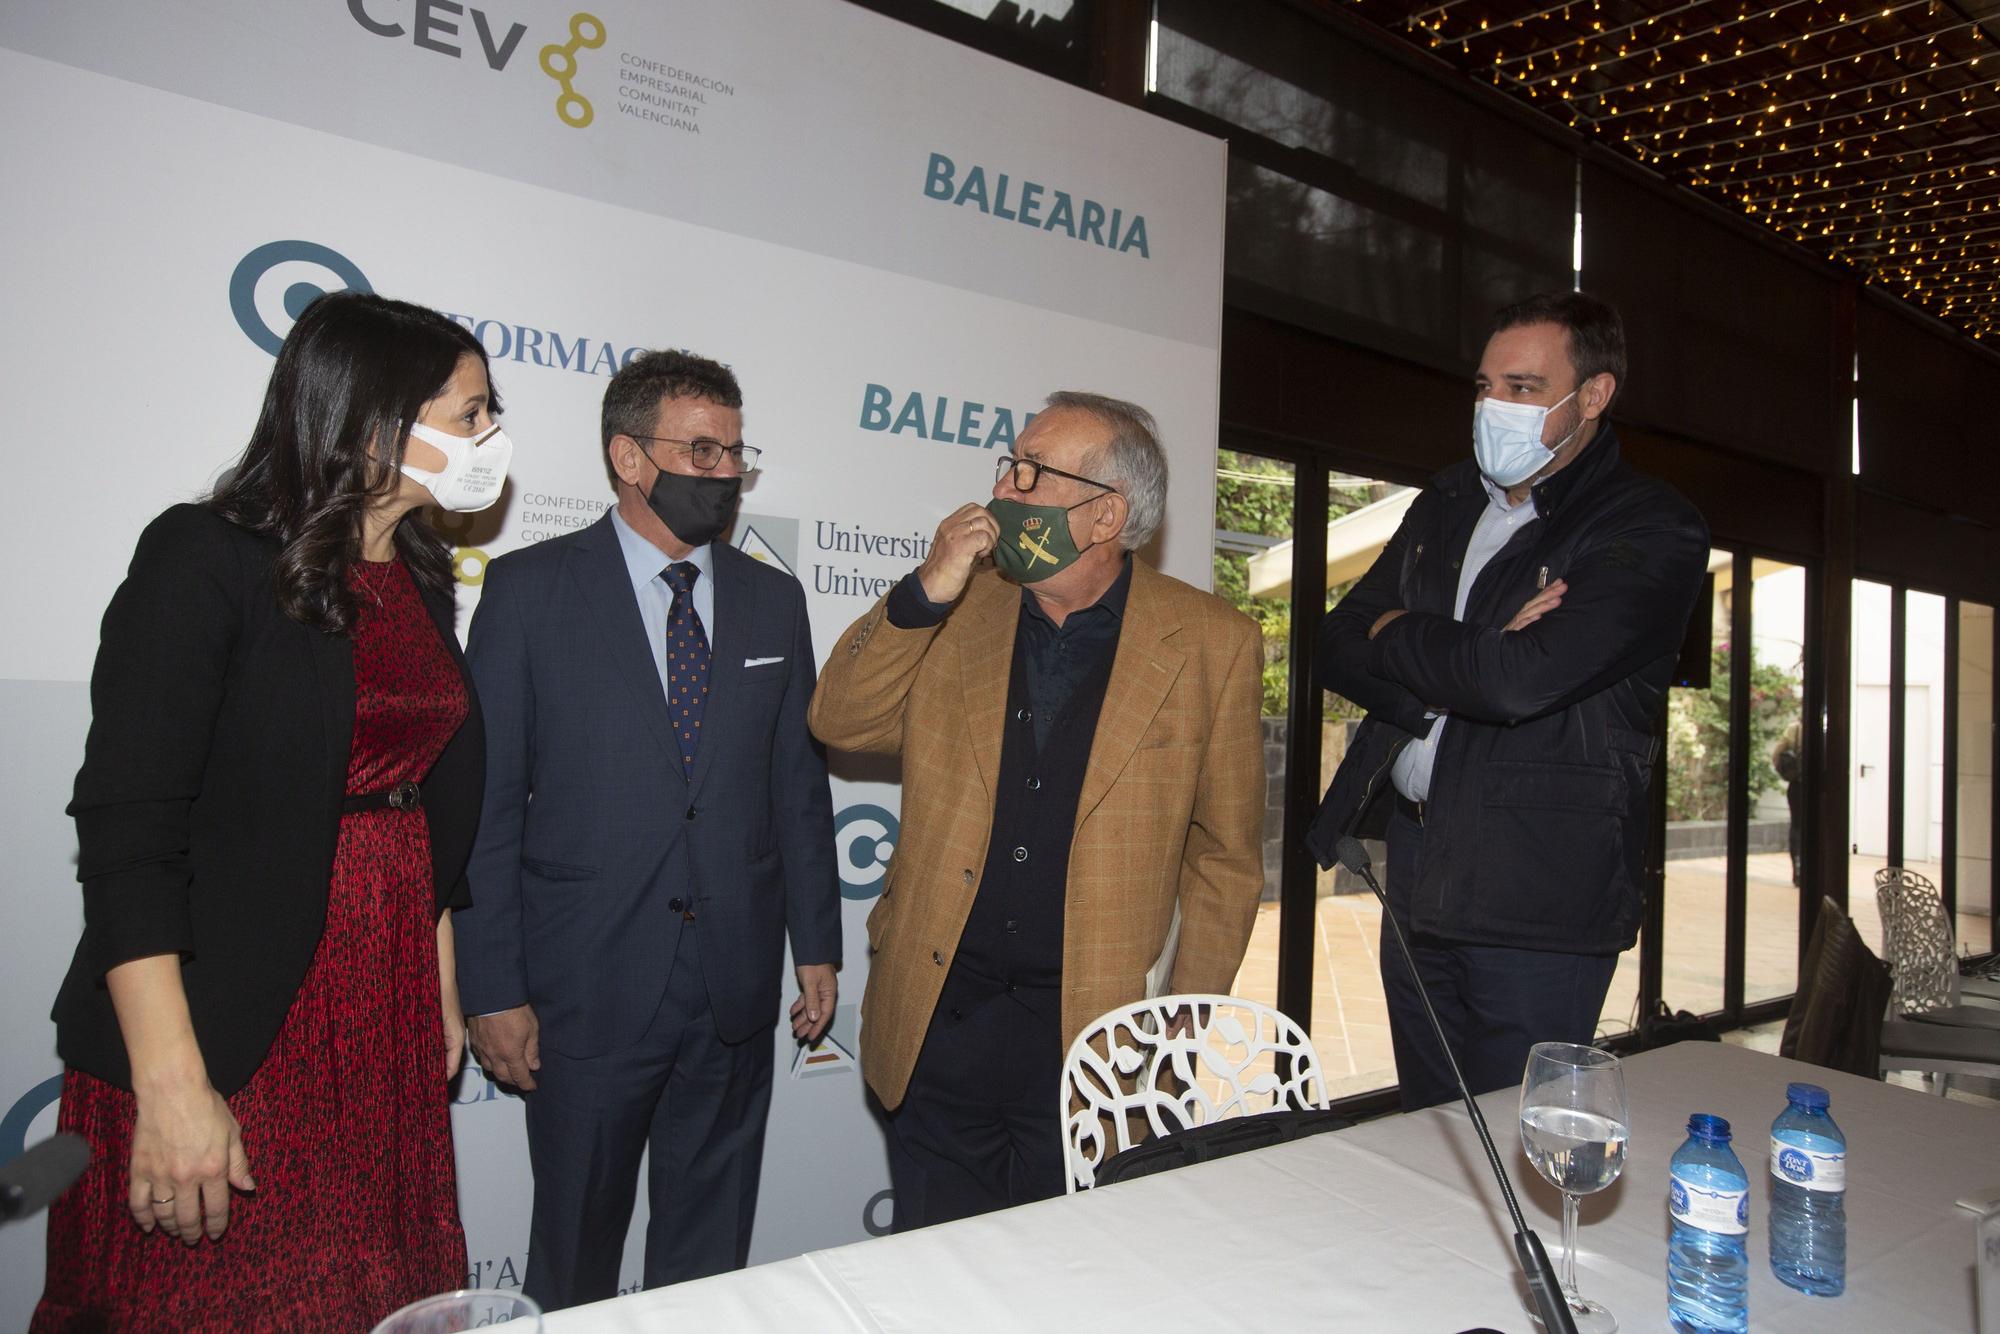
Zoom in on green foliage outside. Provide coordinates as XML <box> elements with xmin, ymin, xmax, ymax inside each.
<box><xmin>1213</xmin><ymin>457</ymin><xmax>1384</xmax><ymax>718</ymax></box>
<box><xmin>1213</xmin><ymin>451</ymin><xmax>1294</xmax><ymax>716</ymax></box>
<box><xmin>1665</xmin><ymin>644</ymin><xmax>1803</xmax><ymax>823</ymax></box>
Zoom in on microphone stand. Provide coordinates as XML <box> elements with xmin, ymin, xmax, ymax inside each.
<box><xmin>1335</xmin><ymin>836</ymin><xmax>1577</xmax><ymax>1334</ymax></box>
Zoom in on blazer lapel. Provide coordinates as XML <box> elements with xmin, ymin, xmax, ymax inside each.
<box><xmin>959</xmin><ymin>574</ymin><xmax>1020</xmax><ymax>803</ymax></box>
<box><xmin>566</xmin><ymin>516</ymin><xmax>685</xmax><ymax>776</ymax></box>
<box><xmin>1075</xmin><ymin>561</ymin><xmax>1185</xmax><ymax>830</ymax></box>
<box><xmin>688</xmin><ymin>544</ymin><xmax>752</xmax><ymax>798</ymax></box>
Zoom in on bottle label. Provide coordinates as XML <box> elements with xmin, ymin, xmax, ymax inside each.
<box><xmin>1670</xmin><ymin>1175</ymin><xmax>1749</xmax><ymax>1235</ymax></box>
<box><xmin>1770</xmin><ymin>1139</ymin><xmax>1845</xmax><ymax>1192</ymax></box>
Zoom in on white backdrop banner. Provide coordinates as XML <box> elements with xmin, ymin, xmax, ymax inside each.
<box><xmin>0</xmin><ymin>0</ymin><xmax>1224</xmax><ymax>1319</ymax></box>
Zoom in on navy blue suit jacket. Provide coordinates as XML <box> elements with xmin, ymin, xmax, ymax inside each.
<box><xmin>454</xmin><ymin>512</ymin><xmax>840</xmax><ymax>1054</ymax></box>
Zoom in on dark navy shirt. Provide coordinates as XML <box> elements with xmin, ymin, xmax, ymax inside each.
<box><xmin>886</xmin><ymin>557</ymin><xmax>1132</xmax><ymax>750</ymax></box>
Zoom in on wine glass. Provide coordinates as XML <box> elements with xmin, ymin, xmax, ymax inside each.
<box><xmin>370</xmin><ymin>1290</ymin><xmax>541</xmax><ymax>1334</ymax></box>
<box><xmin>1519</xmin><ymin>1042</ymin><xmax>1629</xmax><ymax>1334</ymax></box>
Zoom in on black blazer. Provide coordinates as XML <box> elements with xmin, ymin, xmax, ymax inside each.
<box><xmin>51</xmin><ymin>505</ymin><xmax>485</xmax><ymax>1096</ymax></box>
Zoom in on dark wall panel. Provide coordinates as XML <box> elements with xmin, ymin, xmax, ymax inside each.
<box><xmin>1858</xmin><ymin>296</ymin><xmax>2000</xmax><ymax>527</ymax></box>
<box><xmin>1618</xmin><ymin>424</ymin><xmax>1820</xmax><ymax>558</ymax></box>
<box><xmin>1583</xmin><ymin>165</ymin><xmax>1838</xmax><ymax>475</ymax></box>
<box><xmin>1855</xmin><ymin>488</ymin><xmax>2000</xmax><ymax>601</ymax></box>
<box><xmin>1222</xmin><ymin>308</ymin><xmax>1828</xmax><ymax>568</ymax></box>
<box><xmin>1220</xmin><ymin>307</ymin><xmax>1466</xmax><ymax>480</ymax></box>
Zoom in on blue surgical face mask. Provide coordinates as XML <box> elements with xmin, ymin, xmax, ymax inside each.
<box><xmin>1472</xmin><ymin>389</ymin><xmax>1579</xmax><ymax>488</ymax></box>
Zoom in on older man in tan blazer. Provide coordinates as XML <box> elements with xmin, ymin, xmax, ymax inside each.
<box><xmin>810</xmin><ymin>391</ymin><xmax>1264</xmax><ymax>1229</ymax></box>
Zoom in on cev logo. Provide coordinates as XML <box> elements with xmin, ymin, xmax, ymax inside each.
<box><xmin>430</xmin><ymin>508</ymin><xmax>491</xmax><ymax>587</ymax></box>
<box><xmin>540</xmin><ymin>12</ymin><xmax>607</xmax><ymax>127</ymax></box>
<box><xmin>834</xmin><ymin>804</ymin><xmax>898</xmax><ymax>900</ymax></box>
<box><xmin>229</xmin><ymin>240</ymin><xmax>373</xmax><ymax>356</ymax></box>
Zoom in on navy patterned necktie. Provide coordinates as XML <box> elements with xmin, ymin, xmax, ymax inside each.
<box><xmin>661</xmin><ymin>561</ymin><xmax>710</xmax><ymax>775</ymax></box>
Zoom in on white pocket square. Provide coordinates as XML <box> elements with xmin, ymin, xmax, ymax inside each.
<box><xmin>744</xmin><ymin>656</ymin><xmax>786</xmax><ymax>668</ymax></box>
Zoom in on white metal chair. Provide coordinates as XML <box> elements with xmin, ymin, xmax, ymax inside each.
<box><xmin>1059</xmin><ymin>993</ymin><xmax>1326</xmax><ymax>1193</ymax></box>
<box><xmin>1872</xmin><ymin>870</ymin><xmax>2000</xmax><ymax>1094</ymax></box>
<box><xmin>1876</xmin><ymin>868</ymin><xmax>2000</xmax><ymax>1025</ymax></box>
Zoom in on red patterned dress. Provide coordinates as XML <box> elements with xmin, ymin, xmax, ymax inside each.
<box><xmin>36</xmin><ymin>558</ymin><xmax>470</xmax><ymax>1333</ymax></box>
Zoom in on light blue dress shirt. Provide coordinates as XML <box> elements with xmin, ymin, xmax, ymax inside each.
<box><xmin>1391</xmin><ymin>474</ymin><xmax>1539</xmax><ymax>803</ymax></box>
<box><xmin>610</xmin><ymin>507</ymin><xmax>714</xmax><ymax>702</ymax></box>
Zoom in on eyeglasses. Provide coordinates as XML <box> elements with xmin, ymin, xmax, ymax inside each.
<box><xmin>994</xmin><ymin>454</ymin><xmax>1116</xmax><ymax>495</ymax></box>
<box><xmin>631</xmin><ymin>435</ymin><xmax>762</xmax><ymax>473</ymax></box>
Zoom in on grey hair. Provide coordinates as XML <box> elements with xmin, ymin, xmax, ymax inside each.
<box><xmin>1044</xmin><ymin>390</ymin><xmax>1169</xmax><ymax>551</ymax></box>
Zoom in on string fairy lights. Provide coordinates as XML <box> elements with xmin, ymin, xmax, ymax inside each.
<box><xmin>1359</xmin><ymin>0</ymin><xmax>2000</xmax><ymax>340</ymax></box>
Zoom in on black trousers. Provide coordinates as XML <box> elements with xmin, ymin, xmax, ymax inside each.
<box><xmin>520</xmin><ymin>924</ymin><xmax>773</xmax><ymax>1311</ymax></box>
<box><xmin>885</xmin><ymin>973</ymin><xmax>1065</xmax><ymax>1231</ymax></box>
<box><xmin>1381</xmin><ymin>806</ymin><xmax>1620</xmax><ymax>1112</ymax></box>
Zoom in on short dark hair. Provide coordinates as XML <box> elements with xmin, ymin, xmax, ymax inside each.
<box><xmin>1491</xmin><ymin>291</ymin><xmax>1626</xmax><ymax>402</ymax></box>
<box><xmin>601</xmin><ymin>349</ymin><xmax>742</xmax><ymax>453</ymax></box>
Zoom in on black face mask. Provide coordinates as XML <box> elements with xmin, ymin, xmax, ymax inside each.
<box><xmin>646</xmin><ymin>468</ymin><xmax>741</xmax><ymax>547</ymax></box>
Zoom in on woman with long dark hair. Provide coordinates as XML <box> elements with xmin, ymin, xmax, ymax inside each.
<box><xmin>34</xmin><ymin>291</ymin><xmax>512</xmax><ymax>1331</ymax></box>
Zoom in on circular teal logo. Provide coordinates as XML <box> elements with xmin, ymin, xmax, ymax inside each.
<box><xmin>834</xmin><ymin>804</ymin><xmax>898</xmax><ymax>900</ymax></box>
<box><xmin>229</xmin><ymin>240</ymin><xmax>373</xmax><ymax>355</ymax></box>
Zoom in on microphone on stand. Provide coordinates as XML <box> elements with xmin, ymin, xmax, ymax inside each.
<box><xmin>1334</xmin><ymin>835</ymin><xmax>1576</xmax><ymax>1334</ymax></box>
<box><xmin>1</xmin><ymin>1134</ymin><xmax>90</xmax><ymax>1223</ymax></box>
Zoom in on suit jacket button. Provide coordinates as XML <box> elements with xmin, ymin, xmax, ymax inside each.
<box><xmin>932</xmin><ymin>949</ymin><xmax>946</xmax><ymax>966</ymax></box>
<box><xmin>668</xmin><ymin>897</ymin><xmax>685</xmax><ymax>913</ymax></box>
<box><xmin>685</xmin><ymin>806</ymin><xmax>697</xmax><ymax>821</ymax></box>
<box><xmin>962</xmin><ymin>869</ymin><xmax>974</xmax><ymax>885</ymax></box>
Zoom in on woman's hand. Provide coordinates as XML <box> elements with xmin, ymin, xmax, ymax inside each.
<box><xmin>438</xmin><ymin>911</ymin><xmax>465</xmax><ymax>1081</ymax></box>
<box><xmin>442</xmin><ymin>998</ymin><xmax>467</xmax><ymax>1081</ymax></box>
<box><xmin>105</xmin><ymin>953</ymin><xmax>253</xmax><ymax>1243</ymax></box>
<box><xmin>128</xmin><ymin>1082</ymin><xmax>254</xmax><ymax>1244</ymax></box>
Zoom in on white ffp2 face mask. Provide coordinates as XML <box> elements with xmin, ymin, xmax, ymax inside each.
<box><xmin>402</xmin><ymin>421</ymin><xmax>514</xmax><ymax>513</ymax></box>
<box><xmin>1472</xmin><ymin>389</ymin><xmax>1577</xmax><ymax>488</ymax></box>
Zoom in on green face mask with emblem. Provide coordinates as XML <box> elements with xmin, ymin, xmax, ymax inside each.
<box><xmin>986</xmin><ymin>496</ymin><xmax>1097</xmax><ymax>583</ymax></box>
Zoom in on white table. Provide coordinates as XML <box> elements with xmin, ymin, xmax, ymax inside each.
<box><xmin>546</xmin><ymin>1043</ymin><xmax>1999</xmax><ymax>1332</ymax></box>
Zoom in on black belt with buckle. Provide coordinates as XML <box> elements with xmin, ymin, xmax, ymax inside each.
<box><xmin>1395</xmin><ymin>794</ymin><xmax>1426</xmax><ymax>826</ymax></box>
<box><xmin>342</xmin><ymin>780</ymin><xmax>422</xmax><ymax>814</ymax></box>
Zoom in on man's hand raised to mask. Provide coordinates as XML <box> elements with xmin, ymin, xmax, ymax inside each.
<box><xmin>915</xmin><ymin>503</ymin><xmax>999</xmax><ymax>605</ymax></box>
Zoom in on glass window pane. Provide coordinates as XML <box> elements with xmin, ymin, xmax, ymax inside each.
<box><xmin>1662</xmin><ymin>550</ymin><xmax>1735</xmax><ymax>1017</ymax></box>
<box><xmin>1747</xmin><ymin>561</ymin><xmax>1809</xmax><ymax>1005</ymax></box>
<box><xmin>1215</xmin><ymin>451</ymin><xmax>1295</xmax><ymax>1026</ymax></box>
<box><xmin>1311</xmin><ymin>470</ymin><xmax>1410</xmax><ymax>1100</ymax></box>
<box><xmin>1600</xmin><ymin>945</ymin><xmax>1640</xmax><ymax>1041</ymax></box>
<box><xmin>1223</xmin><ymin>159</ymin><xmax>1447</xmax><ymax>345</ymax></box>
<box><xmin>1849</xmin><ymin>580</ymin><xmax>1894</xmax><ymax>954</ymax></box>
<box><xmin>907</xmin><ymin>0</ymin><xmax>1081</xmax><ymax>53</ymax></box>
<box><xmin>1960</xmin><ymin>602</ymin><xmax>1995</xmax><ymax>955</ymax></box>
<box><xmin>1906</xmin><ymin>593</ymin><xmax>1948</xmax><ymax>900</ymax></box>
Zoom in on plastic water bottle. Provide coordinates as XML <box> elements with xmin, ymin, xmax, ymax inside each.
<box><xmin>1667</xmin><ymin>1113</ymin><xmax>1749</xmax><ymax>1333</ymax></box>
<box><xmin>1769</xmin><ymin>1081</ymin><xmax>1846</xmax><ymax>1296</ymax></box>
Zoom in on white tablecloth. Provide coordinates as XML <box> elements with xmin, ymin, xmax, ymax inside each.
<box><xmin>545</xmin><ymin>1042</ymin><xmax>1999</xmax><ymax>1332</ymax></box>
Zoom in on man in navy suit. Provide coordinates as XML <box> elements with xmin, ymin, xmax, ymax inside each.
<box><xmin>454</xmin><ymin>350</ymin><xmax>840</xmax><ymax>1310</ymax></box>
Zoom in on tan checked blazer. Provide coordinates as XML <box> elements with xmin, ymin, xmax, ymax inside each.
<box><xmin>810</xmin><ymin>560</ymin><xmax>1266</xmax><ymax>1110</ymax></box>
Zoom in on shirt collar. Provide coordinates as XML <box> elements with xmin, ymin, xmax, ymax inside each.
<box><xmin>610</xmin><ymin>506</ymin><xmax>711</xmax><ymax>595</ymax></box>
<box><xmin>1478</xmin><ymin>471</ymin><xmax>1539</xmax><ymax>519</ymax></box>
<box><xmin>1020</xmin><ymin>552</ymin><xmax>1133</xmax><ymax>628</ymax></box>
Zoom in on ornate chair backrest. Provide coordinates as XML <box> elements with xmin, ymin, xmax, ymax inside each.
<box><xmin>1875</xmin><ymin>866</ymin><xmax>1955</xmax><ymax>1015</ymax></box>
<box><xmin>1060</xmin><ymin>993</ymin><xmax>1326</xmax><ymax>1193</ymax></box>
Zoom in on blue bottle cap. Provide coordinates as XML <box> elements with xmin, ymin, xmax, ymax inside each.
<box><xmin>1786</xmin><ymin>1082</ymin><xmax>1830</xmax><ymax>1110</ymax></box>
<box><xmin>1687</xmin><ymin>1113</ymin><xmax>1731</xmax><ymax>1141</ymax></box>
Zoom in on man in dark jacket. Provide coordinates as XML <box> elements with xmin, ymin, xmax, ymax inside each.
<box><xmin>1310</xmin><ymin>292</ymin><xmax>1708</xmax><ymax>1110</ymax></box>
